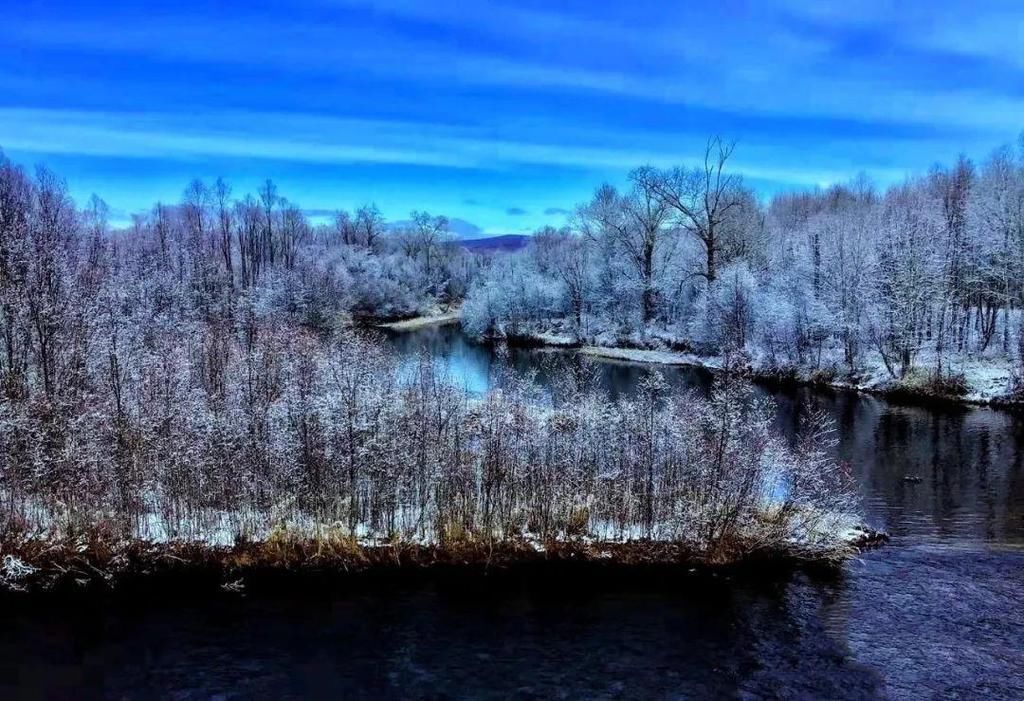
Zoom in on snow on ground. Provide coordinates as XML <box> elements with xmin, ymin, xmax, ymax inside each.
<box><xmin>531</xmin><ymin>332</ymin><xmax>578</xmax><ymax>347</ymax></box>
<box><xmin>959</xmin><ymin>359</ymin><xmax>1016</xmax><ymax>402</ymax></box>
<box><xmin>578</xmin><ymin>345</ymin><xmax>722</xmax><ymax>368</ymax></box>
<box><xmin>848</xmin><ymin>350</ymin><xmax>1016</xmax><ymax>402</ymax></box>
<box><xmin>376</xmin><ymin>308</ymin><xmax>462</xmax><ymax>331</ymax></box>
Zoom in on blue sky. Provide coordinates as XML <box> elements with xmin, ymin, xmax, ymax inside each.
<box><xmin>1</xmin><ymin>1</ymin><xmax>1022</xmax><ymax>234</ymax></box>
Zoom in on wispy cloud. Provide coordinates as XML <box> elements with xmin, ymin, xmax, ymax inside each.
<box><xmin>0</xmin><ymin>107</ymin><xmax>897</xmax><ymax>187</ymax></box>
<box><xmin>302</xmin><ymin>208</ymin><xmax>338</xmax><ymax>218</ymax></box>
<box><xmin>392</xmin><ymin>215</ymin><xmax>483</xmax><ymax>238</ymax></box>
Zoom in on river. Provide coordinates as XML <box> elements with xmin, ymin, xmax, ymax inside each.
<box><xmin>2</xmin><ymin>325</ymin><xmax>1022</xmax><ymax>699</ymax></box>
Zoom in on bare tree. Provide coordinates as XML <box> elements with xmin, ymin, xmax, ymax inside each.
<box><xmin>355</xmin><ymin>204</ymin><xmax>385</xmax><ymax>250</ymax></box>
<box><xmin>235</xmin><ymin>196</ymin><xmax>261</xmax><ymax>287</ymax></box>
<box><xmin>279</xmin><ymin>201</ymin><xmax>308</xmax><ymax>269</ymax></box>
<box><xmin>402</xmin><ymin>210</ymin><xmax>449</xmax><ymax>287</ymax></box>
<box><xmin>259</xmin><ymin>179</ymin><xmax>278</xmax><ymax>266</ymax></box>
<box><xmin>182</xmin><ymin>179</ymin><xmax>210</xmax><ymax>252</ymax></box>
<box><xmin>332</xmin><ymin>210</ymin><xmax>357</xmax><ymax>246</ymax></box>
<box><xmin>636</xmin><ymin>136</ymin><xmax>743</xmax><ymax>283</ymax></box>
<box><xmin>213</xmin><ymin>177</ymin><xmax>234</xmax><ymax>285</ymax></box>
<box><xmin>531</xmin><ymin>226</ymin><xmax>591</xmax><ymax>333</ymax></box>
<box><xmin>0</xmin><ymin>153</ymin><xmax>32</xmax><ymax>400</ymax></box>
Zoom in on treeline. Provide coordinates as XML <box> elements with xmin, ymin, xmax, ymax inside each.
<box><xmin>464</xmin><ymin>137</ymin><xmax>1024</xmax><ymax>391</ymax></box>
<box><xmin>128</xmin><ymin>174</ymin><xmax>474</xmax><ymax>325</ymax></box>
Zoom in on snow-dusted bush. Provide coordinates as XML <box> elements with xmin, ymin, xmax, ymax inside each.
<box><xmin>462</xmin><ymin>257</ymin><xmax>566</xmax><ymax>339</ymax></box>
<box><xmin>0</xmin><ymin>312</ymin><xmax>861</xmax><ymax>558</ymax></box>
<box><xmin>688</xmin><ymin>262</ymin><xmax>758</xmax><ymax>353</ymax></box>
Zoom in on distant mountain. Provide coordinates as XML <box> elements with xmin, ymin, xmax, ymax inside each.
<box><xmin>390</xmin><ymin>217</ymin><xmax>484</xmax><ymax>239</ymax></box>
<box><xmin>459</xmin><ymin>234</ymin><xmax>530</xmax><ymax>252</ymax></box>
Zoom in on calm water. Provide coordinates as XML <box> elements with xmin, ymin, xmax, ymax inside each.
<box><xmin>3</xmin><ymin>325</ymin><xmax>1022</xmax><ymax>700</ymax></box>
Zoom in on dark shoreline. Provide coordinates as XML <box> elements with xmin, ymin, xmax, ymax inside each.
<box><xmin>0</xmin><ymin>531</ymin><xmax>887</xmax><ymax>597</ymax></box>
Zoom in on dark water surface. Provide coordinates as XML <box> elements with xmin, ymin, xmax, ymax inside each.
<box><xmin>3</xmin><ymin>325</ymin><xmax>1022</xmax><ymax>700</ymax></box>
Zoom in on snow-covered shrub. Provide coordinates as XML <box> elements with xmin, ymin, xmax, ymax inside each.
<box><xmin>688</xmin><ymin>262</ymin><xmax>758</xmax><ymax>354</ymax></box>
<box><xmin>462</xmin><ymin>257</ymin><xmax>565</xmax><ymax>339</ymax></box>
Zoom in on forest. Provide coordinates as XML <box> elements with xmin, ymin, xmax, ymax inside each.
<box><xmin>464</xmin><ymin>137</ymin><xmax>1024</xmax><ymax>402</ymax></box>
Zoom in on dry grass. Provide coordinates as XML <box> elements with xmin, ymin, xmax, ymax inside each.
<box><xmin>0</xmin><ymin>523</ymin><xmax>886</xmax><ymax>594</ymax></box>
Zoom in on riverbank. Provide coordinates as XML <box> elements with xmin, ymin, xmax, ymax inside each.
<box><xmin>485</xmin><ymin>333</ymin><xmax>1024</xmax><ymax>409</ymax></box>
<box><xmin>0</xmin><ymin>526</ymin><xmax>886</xmax><ymax>594</ymax></box>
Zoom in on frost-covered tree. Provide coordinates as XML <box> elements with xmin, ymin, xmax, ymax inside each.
<box><xmin>635</xmin><ymin>137</ymin><xmax>748</xmax><ymax>284</ymax></box>
<box><xmin>870</xmin><ymin>185</ymin><xmax>943</xmax><ymax>378</ymax></box>
<box><xmin>578</xmin><ymin>176</ymin><xmax>675</xmax><ymax>326</ymax></box>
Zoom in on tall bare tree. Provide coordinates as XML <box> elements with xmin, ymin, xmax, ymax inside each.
<box><xmin>636</xmin><ymin>136</ymin><xmax>743</xmax><ymax>283</ymax></box>
<box><xmin>213</xmin><ymin>177</ymin><xmax>234</xmax><ymax>285</ymax></box>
